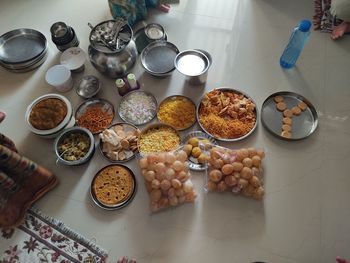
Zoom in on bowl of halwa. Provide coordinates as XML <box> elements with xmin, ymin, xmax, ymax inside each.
<box><xmin>54</xmin><ymin>127</ymin><xmax>95</xmax><ymax>166</ymax></box>
<box><xmin>25</xmin><ymin>94</ymin><xmax>74</xmax><ymax>138</ymax></box>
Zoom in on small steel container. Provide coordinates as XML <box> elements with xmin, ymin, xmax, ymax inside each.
<box><xmin>144</xmin><ymin>23</ymin><xmax>166</xmax><ymax>41</ymax></box>
<box><xmin>50</xmin><ymin>22</ymin><xmax>79</xmax><ymax>52</ymax></box>
<box><xmin>175</xmin><ymin>49</ymin><xmax>212</xmax><ymax>85</ymax></box>
<box><xmin>76</xmin><ymin>75</ymin><xmax>101</xmax><ymax>99</ymax></box>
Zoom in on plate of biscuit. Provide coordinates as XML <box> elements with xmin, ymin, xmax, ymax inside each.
<box><xmin>90</xmin><ymin>164</ymin><xmax>136</xmax><ymax>210</ymax></box>
<box><xmin>261</xmin><ymin>91</ymin><xmax>318</xmax><ymax>140</ymax></box>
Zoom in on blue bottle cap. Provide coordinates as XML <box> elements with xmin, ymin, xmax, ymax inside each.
<box><xmin>299</xmin><ymin>20</ymin><xmax>311</xmax><ymax>32</ymax></box>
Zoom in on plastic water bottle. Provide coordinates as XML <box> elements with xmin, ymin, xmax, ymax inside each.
<box><xmin>280</xmin><ymin>20</ymin><xmax>311</xmax><ymax>69</ymax></box>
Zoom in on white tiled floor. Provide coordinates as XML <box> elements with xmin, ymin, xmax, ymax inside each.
<box><xmin>1</xmin><ymin>0</ymin><xmax>350</xmax><ymax>262</ymax></box>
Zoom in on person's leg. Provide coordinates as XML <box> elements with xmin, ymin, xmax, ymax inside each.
<box><xmin>0</xmin><ymin>112</ymin><xmax>5</xmax><ymax>122</ymax></box>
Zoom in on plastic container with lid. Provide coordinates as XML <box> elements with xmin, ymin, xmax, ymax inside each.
<box><xmin>280</xmin><ymin>20</ymin><xmax>311</xmax><ymax>69</ymax></box>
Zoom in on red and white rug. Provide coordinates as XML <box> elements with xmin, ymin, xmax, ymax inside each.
<box><xmin>1</xmin><ymin>207</ymin><xmax>108</xmax><ymax>263</ymax></box>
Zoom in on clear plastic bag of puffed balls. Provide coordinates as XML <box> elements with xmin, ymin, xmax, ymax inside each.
<box><xmin>138</xmin><ymin>149</ymin><xmax>197</xmax><ymax>212</ymax></box>
<box><xmin>204</xmin><ymin>146</ymin><xmax>266</xmax><ymax>200</ymax></box>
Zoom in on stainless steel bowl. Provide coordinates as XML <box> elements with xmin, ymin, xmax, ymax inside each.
<box><xmin>175</xmin><ymin>49</ymin><xmax>211</xmax><ymax>85</ymax></box>
<box><xmin>76</xmin><ymin>75</ymin><xmax>101</xmax><ymax>99</ymax></box>
<box><xmin>54</xmin><ymin>127</ymin><xmax>95</xmax><ymax>166</ymax></box>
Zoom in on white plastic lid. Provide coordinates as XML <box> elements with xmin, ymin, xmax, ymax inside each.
<box><xmin>45</xmin><ymin>65</ymin><xmax>71</xmax><ymax>86</ymax></box>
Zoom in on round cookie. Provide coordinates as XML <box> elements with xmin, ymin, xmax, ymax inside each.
<box><xmin>298</xmin><ymin>101</ymin><xmax>307</xmax><ymax>111</ymax></box>
<box><xmin>276</xmin><ymin>102</ymin><xmax>287</xmax><ymax>111</ymax></box>
<box><xmin>283</xmin><ymin>109</ymin><xmax>293</xmax><ymax>118</ymax></box>
<box><xmin>281</xmin><ymin>131</ymin><xmax>292</xmax><ymax>138</ymax></box>
<box><xmin>283</xmin><ymin>117</ymin><xmax>292</xmax><ymax>125</ymax></box>
<box><xmin>93</xmin><ymin>165</ymin><xmax>134</xmax><ymax>207</ymax></box>
<box><xmin>292</xmin><ymin>106</ymin><xmax>301</xmax><ymax>116</ymax></box>
<box><xmin>274</xmin><ymin>96</ymin><xmax>284</xmax><ymax>103</ymax></box>
<box><xmin>282</xmin><ymin>124</ymin><xmax>292</xmax><ymax>132</ymax></box>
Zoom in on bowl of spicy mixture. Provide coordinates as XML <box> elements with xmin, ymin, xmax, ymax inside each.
<box><xmin>75</xmin><ymin>98</ymin><xmax>115</xmax><ymax>134</ymax></box>
<box><xmin>197</xmin><ymin>88</ymin><xmax>258</xmax><ymax>141</ymax></box>
<box><xmin>54</xmin><ymin>127</ymin><xmax>95</xmax><ymax>166</ymax></box>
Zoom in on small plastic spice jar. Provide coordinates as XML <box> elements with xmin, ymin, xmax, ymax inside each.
<box><xmin>127</xmin><ymin>73</ymin><xmax>139</xmax><ymax>92</ymax></box>
<box><xmin>116</xmin><ymin>78</ymin><xmax>128</xmax><ymax>96</ymax></box>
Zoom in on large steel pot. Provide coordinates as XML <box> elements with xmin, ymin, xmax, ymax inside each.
<box><xmin>88</xmin><ymin>20</ymin><xmax>138</xmax><ymax>78</ymax></box>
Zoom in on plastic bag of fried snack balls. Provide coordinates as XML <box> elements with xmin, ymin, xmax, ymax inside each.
<box><xmin>138</xmin><ymin>149</ymin><xmax>197</xmax><ymax>212</ymax></box>
<box><xmin>205</xmin><ymin>146</ymin><xmax>265</xmax><ymax>200</ymax></box>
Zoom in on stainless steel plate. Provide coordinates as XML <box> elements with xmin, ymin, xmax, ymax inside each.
<box><xmin>141</xmin><ymin>41</ymin><xmax>179</xmax><ymax>75</ymax></box>
<box><xmin>182</xmin><ymin>131</ymin><xmax>217</xmax><ymax>171</ymax></box>
<box><xmin>75</xmin><ymin>98</ymin><xmax>115</xmax><ymax>134</ymax></box>
<box><xmin>0</xmin><ymin>28</ymin><xmax>47</xmax><ymax>64</ymax></box>
<box><xmin>261</xmin><ymin>91</ymin><xmax>318</xmax><ymax>140</ymax></box>
<box><xmin>90</xmin><ymin>164</ymin><xmax>137</xmax><ymax>211</ymax></box>
<box><xmin>0</xmin><ymin>48</ymin><xmax>48</xmax><ymax>73</ymax></box>
<box><xmin>118</xmin><ymin>90</ymin><xmax>158</xmax><ymax>126</ymax></box>
<box><xmin>99</xmin><ymin>122</ymin><xmax>139</xmax><ymax>163</ymax></box>
<box><xmin>157</xmin><ymin>95</ymin><xmax>197</xmax><ymax>131</ymax></box>
<box><xmin>197</xmin><ymin>88</ymin><xmax>258</xmax><ymax>142</ymax></box>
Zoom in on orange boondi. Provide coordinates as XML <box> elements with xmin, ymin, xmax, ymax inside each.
<box><xmin>77</xmin><ymin>106</ymin><xmax>113</xmax><ymax>133</ymax></box>
<box><xmin>199</xmin><ymin>89</ymin><xmax>256</xmax><ymax>139</ymax></box>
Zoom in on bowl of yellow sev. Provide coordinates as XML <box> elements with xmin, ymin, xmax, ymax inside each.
<box><xmin>157</xmin><ymin>95</ymin><xmax>196</xmax><ymax>131</ymax></box>
<box><xmin>138</xmin><ymin>123</ymin><xmax>181</xmax><ymax>155</ymax></box>
<box><xmin>197</xmin><ymin>88</ymin><xmax>258</xmax><ymax>141</ymax></box>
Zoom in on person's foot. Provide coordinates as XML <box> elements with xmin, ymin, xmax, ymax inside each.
<box><xmin>0</xmin><ymin>111</ymin><xmax>6</xmax><ymax>123</ymax></box>
<box><xmin>331</xmin><ymin>21</ymin><xmax>350</xmax><ymax>40</ymax></box>
<box><xmin>117</xmin><ymin>256</ymin><xmax>136</xmax><ymax>263</ymax></box>
<box><xmin>336</xmin><ymin>256</ymin><xmax>349</xmax><ymax>263</ymax></box>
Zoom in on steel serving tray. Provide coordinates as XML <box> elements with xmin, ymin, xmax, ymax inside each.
<box><xmin>261</xmin><ymin>91</ymin><xmax>318</xmax><ymax>140</ymax></box>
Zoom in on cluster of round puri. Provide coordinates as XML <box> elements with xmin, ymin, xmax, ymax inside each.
<box><xmin>207</xmin><ymin>147</ymin><xmax>265</xmax><ymax>200</ymax></box>
<box><xmin>139</xmin><ymin>150</ymin><xmax>197</xmax><ymax>212</ymax></box>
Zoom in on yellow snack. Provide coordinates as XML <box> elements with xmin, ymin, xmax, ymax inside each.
<box><xmin>199</xmin><ymin>89</ymin><xmax>256</xmax><ymax>139</ymax></box>
<box><xmin>183</xmin><ymin>144</ymin><xmax>193</xmax><ymax>156</ymax></box>
<box><xmin>139</xmin><ymin>126</ymin><xmax>180</xmax><ymax>154</ymax></box>
<box><xmin>191</xmin><ymin>147</ymin><xmax>202</xmax><ymax>158</ymax></box>
<box><xmin>93</xmin><ymin>165</ymin><xmax>134</xmax><ymax>206</ymax></box>
<box><xmin>188</xmin><ymin>137</ymin><xmax>199</xmax><ymax>147</ymax></box>
<box><xmin>157</xmin><ymin>96</ymin><xmax>196</xmax><ymax>130</ymax></box>
<box><xmin>197</xmin><ymin>153</ymin><xmax>208</xmax><ymax>164</ymax></box>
